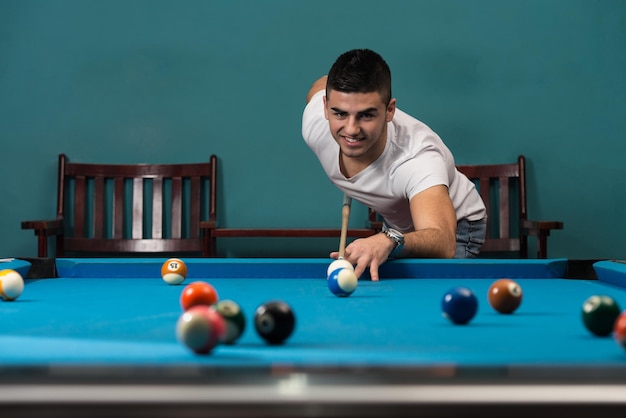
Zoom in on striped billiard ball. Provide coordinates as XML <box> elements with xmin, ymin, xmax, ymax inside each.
<box><xmin>327</xmin><ymin>267</ymin><xmax>358</xmax><ymax>297</ymax></box>
<box><xmin>0</xmin><ymin>269</ymin><xmax>24</xmax><ymax>301</ymax></box>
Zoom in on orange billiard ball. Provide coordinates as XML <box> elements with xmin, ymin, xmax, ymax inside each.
<box><xmin>180</xmin><ymin>281</ymin><xmax>219</xmax><ymax>311</ymax></box>
<box><xmin>161</xmin><ymin>258</ymin><xmax>188</xmax><ymax>285</ymax></box>
<box><xmin>488</xmin><ymin>278</ymin><xmax>523</xmax><ymax>314</ymax></box>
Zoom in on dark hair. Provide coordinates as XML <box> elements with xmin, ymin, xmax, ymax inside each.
<box><xmin>327</xmin><ymin>49</ymin><xmax>392</xmax><ymax>105</ymax></box>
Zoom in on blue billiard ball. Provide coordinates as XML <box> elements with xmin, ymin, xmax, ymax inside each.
<box><xmin>442</xmin><ymin>287</ymin><xmax>478</xmax><ymax>324</ymax></box>
<box><xmin>327</xmin><ymin>268</ymin><xmax>358</xmax><ymax>297</ymax></box>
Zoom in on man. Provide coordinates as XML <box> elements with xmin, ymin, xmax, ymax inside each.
<box><xmin>302</xmin><ymin>49</ymin><xmax>487</xmax><ymax>281</ymax></box>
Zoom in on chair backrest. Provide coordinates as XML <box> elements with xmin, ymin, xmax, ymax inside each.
<box><xmin>55</xmin><ymin>153</ymin><xmax>217</xmax><ymax>257</ymax></box>
<box><xmin>456</xmin><ymin>155</ymin><xmax>528</xmax><ymax>256</ymax></box>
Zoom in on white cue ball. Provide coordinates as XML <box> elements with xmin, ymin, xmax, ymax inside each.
<box><xmin>0</xmin><ymin>269</ymin><xmax>25</xmax><ymax>301</ymax></box>
<box><xmin>327</xmin><ymin>259</ymin><xmax>354</xmax><ymax>278</ymax></box>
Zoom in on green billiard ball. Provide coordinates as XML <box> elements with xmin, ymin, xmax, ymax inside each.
<box><xmin>582</xmin><ymin>295</ymin><xmax>621</xmax><ymax>337</ymax></box>
<box><xmin>215</xmin><ymin>299</ymin><xmax>246</xmax><ymax>344</ymax></box>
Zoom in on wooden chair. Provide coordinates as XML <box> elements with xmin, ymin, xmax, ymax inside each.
<box><xmin>456</xmin><ymin>155</ymin><xmax>563</xmax><ymax>258</ymax></box>
<box><xmin>22</xmin><ymin>154</ymin><xmax>217</xmax><ymax>257</ymax></box>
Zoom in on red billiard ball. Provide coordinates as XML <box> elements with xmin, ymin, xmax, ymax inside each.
<box><xmin>613</xmin><ymin>311</ymin><xmax>626</xmax><ymax>349</ymax></box>
<box><xmin>180</xmin><ymin>281</ymin><xmax>219</xmax><ymax>311</ymax></box>
<box><xmin>582</xmin><ymin>295</ymin><xmax>621</xmax><ymax>337</ymax></box>
<box><xmin>488</xmin><ymin>278</ymin><xmax>523</xmax><ymax>314</ymax></box>
<box><xmin>176</xmin><ymin>305</ymin><xmax>226</xmax><ymax>354</ymax></box>
<box><xmin>254</xmin><ymin>300</ymin><xmax>295</xmax><ymax>345</ymax></box>
<box><xmin>161</xmin><ymin>258</ymin><xmax>188</xmax><ymax>285</ymax></box>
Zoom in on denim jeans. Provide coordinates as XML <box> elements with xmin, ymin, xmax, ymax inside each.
<box><xmin>455</xmin><ymin>218</ymin><xmax>487</xmax><ymax>259</ymax></box>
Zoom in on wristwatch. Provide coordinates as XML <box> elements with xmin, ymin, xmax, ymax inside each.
<box><xmin>384</xmin><ymin>227</ymin><xmax>405</xmax><ymax>258</ymax></box>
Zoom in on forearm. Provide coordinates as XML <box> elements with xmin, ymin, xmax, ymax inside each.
<box><xmin>396</xmin><ymin>228</ymin><xmax>456</xmax><ymax>259</ymax></box>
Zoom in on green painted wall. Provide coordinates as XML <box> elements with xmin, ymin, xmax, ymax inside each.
<box><xmin>1</xmin><ymin>0</ymin><xmax>624</xmax><ymax>259</ymax></box>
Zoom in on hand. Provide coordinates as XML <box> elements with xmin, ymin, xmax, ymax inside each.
<box><xmin>330</xmin><ymin>233</ymin><xmax>395</xmax><ymax>282</ymax></box>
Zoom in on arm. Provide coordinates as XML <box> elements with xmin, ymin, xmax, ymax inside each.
<box><xmin>306</xmin><ymin>76</ymin><xmax>327</xmax><ymax>104</ymax></box>
<box><xmin>332</xmin><ymin>185</ymin><xmax>457</xmax><ymax>281</ymax></box>
<box><xmin>402</xmin><ymin>184</ymin><xmax>457</xmax><ymax>259</ymax></box>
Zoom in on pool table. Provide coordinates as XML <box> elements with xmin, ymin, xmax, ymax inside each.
<box><xmin>1</xmin><ymin>257</ymin><xmax>626</xmax><ymax>417</ymax></box>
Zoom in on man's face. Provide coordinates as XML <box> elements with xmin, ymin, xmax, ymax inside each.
<box><xmin>324</xmin><ymin>89</ymin><xmax>396</xmax><ymax>164</ymax></box>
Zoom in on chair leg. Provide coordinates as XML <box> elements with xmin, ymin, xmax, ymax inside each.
<box><xmin>36</xmin><ymin>233</ymin><xmax>48</xmax><ymax>258</ymax></box>
<box><xmin>210</xmin><ymin>236</ymin><xmax>217</xmax><ymax>257</ymax></box>
<box><xmin>202</xmin><ymin>233</ymin><xmax>215</xmax><ymax>257</ymax></box>
<box><xmin>56</xmin><ymin>236</ymin><xmax>64</xmax><ymax>257</ymax></box>
<box><xmin>537</xmin><ymin>232</ymin><xmax>548</xmax><ymax>259</ymax></box>
<box><xmin>519</xmin><ymin>235</ymin><xmax>528</xmax><ymax>259</ymax></box>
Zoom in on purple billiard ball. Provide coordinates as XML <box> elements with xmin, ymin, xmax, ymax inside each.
<box><xmin>442</xmin><ymin>287</ymin><xmax>478</xmax><ymax>325</ymax></box>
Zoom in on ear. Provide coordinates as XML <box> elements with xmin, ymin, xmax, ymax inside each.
<box><xmin>386</xmin><ymin>98</ymin><xmax>397</xmax><ymax>122</ymax></box>
<box><xmin>323</xmin><ymin>95</ymin><xmax>330</xmax><ymax>120</ymax></box>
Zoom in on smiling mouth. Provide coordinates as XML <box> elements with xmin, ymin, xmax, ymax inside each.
<box><xmin>343</xmin><ymin>136</ymin><xmax>363</xmax><ymax>144</ymax></box>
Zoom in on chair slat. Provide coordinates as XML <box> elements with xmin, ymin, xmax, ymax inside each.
<box><xmin>93</xmin><ymin>176</ymin><xmax>105</xmax><ymax>238</ymax></box>
<box><xmin>113</xmin><ymin>177</ymin><xmax>124</xmax><ymax>238</ymax></box>
<box><xmin>152</xmin><ymin>178</ymin><xmax>163</xmax><ymax>239</ymax></box>
<box><xmin>132</xmin><ymin>178</ymin><xmax>143</xmax><ymax>239</ymax></box>
<box><xmin>171</xmin><ymin>177</ymin><xmax>182</xmax><ymax>239</ymax></box>
<box><xmin>74</xmin><ymin>176</ymin><xmax>86</xmax><ymax>238</ymax></box>
<box><xmin>189</xmin><ymin>177</ymin><xmax>201</xmax><ymax>239</ymax></box>
<box><xmin>499</xmin><ymin>176</ymin><xmax>510</xmax><ymax>239</ymax></box>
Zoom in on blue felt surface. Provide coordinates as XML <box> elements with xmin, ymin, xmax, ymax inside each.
<box><xmin>0</xmin><ymin>258</ymin><xmax>31</xmax><ymax>278</ymax></box>
<box><xmin>594</xmin><ymin>260</ymin><xmax>626</xmax><ymax>288</ymax></box>
<box><xmin>1</xmin><ymin>258</ymin><xmax>626</xmax><ymax>367</ymax></box>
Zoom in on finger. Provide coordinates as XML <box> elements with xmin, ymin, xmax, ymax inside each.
<box><xmin>369</xmin><ymin>260</ymin><xmax>380</xmax><ymax>282</ymax></box>
<box><xmin>353</xmin><ymin>261</ymin><xmax>366</xmax><ymax>281</ymax></box>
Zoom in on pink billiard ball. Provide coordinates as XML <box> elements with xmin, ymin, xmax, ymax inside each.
<box><xmin>176</xmin><ymin>305</ymin><xmax>226</xmax><ymax>354</ymax></box>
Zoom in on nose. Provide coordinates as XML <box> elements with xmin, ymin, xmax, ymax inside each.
<box><xmin>344</xmin><ymin>116</ymin><xmax>360</xmax><ymax>136</ymax></box>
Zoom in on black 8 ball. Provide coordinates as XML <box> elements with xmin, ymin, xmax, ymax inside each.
<box><xmin>254</xmin><ymin>300</ymin><xmax>295</xmax><ymax>345</ymax></box>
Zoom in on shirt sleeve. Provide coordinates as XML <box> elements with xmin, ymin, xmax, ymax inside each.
<box><xmin>395</xmin><ymin>148</ymin><xmax>451</xmax><ymax>201</ymax></box>
<box><xmin>301</xmin><ymin>90</ymin><xmax>327</xmax><ymax>150</ymax></box>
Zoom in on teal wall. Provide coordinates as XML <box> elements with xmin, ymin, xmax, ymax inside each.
<box><xmin>1</xmin><ymin>0</ymin><xmax>625</xmax><ymax>259</ymax></box>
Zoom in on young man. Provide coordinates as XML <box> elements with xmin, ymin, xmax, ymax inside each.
<box><xmin>302</xmin><ymin>49</ymin><xmax>487</xmax><ymax>281</ymax></box>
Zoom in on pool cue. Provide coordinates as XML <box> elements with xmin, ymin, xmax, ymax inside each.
<box><xmin>338</xmin><ymin>194</ymin><xmax>352</xmax><ymax>259</ymax></box>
